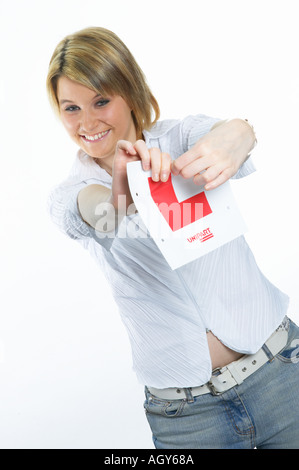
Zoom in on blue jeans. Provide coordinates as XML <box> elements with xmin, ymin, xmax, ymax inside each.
<box><xmin>144</xmin><ymin>318</ymin><xmax>299</xmax><ymax>449</ymax></box>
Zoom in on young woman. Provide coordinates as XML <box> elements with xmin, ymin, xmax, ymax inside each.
<box><xmin>47</xmin><ymin>27</ymin><xmax>299</xmax><ymax>449</ymax></box>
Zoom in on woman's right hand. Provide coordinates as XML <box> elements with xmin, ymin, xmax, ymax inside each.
<box><xmin>111</xmin><ymin>140</ymin><xmax>171</xmax><ymax>211</ymax></box>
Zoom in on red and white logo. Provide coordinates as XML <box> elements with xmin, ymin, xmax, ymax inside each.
<box><xmin>148</xmin><ymin>176</ymin><xmax>212</xmax><ymax>231</ymax></box>
<box><xmin>187</xmin><ymin>228</ymin><xmax>214</xmax><ymax>244</ymax></box>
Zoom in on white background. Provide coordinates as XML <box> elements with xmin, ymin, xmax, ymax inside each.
<box><xmin>0</xmin><ymin>0</ymin><xmax>298</xmax><ymax>449</ymax></box>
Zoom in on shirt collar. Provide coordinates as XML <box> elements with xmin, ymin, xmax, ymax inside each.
<box><xmin>67</xmin><ymin>149</ymin><xmax>112</xmax><ymax>187</ymax></box>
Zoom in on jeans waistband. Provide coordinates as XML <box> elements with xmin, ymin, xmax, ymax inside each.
<box><xmin>147</xmin><ymin>317</ymin><xmax>290</xmax><ymax>400</ymax></box>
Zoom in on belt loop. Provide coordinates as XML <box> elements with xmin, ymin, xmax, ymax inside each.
<box><xmin>262</xmin><ymin>343</ymin><xmax>274</xmax><ymax>361</ymax></box>
<box><xmin>184</xmin><ymin>388</ymin><xmax>194</xmax><ymax>403</ymax></box>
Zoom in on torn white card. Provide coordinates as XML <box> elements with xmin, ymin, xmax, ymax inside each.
<box><xmin>127</xmin><ymin>161</ymin><xmax>248</xmax><ymax>270</ymax></box>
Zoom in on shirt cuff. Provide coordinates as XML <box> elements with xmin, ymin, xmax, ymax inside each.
<box><xmin>231</xmin><ymin>156</ymin><xmax>256</xmax><ymax>179</ymax></box>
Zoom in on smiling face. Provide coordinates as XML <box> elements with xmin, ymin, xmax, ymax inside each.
<box><xmin>57</xmin><ymin>76</ymin><xmax>137</xmax><ymax>174</ymax></box>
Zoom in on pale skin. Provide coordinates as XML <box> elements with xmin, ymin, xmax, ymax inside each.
<box><xmin>58</xmin><ymin>76</ymin><xmax>256</xmax><ymax>369</ymax></box>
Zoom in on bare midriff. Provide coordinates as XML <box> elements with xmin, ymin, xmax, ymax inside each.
<box><xmin>207</xmin><ymin>331</ymin><xmax>244</xmax><ymax>370</ymax></box>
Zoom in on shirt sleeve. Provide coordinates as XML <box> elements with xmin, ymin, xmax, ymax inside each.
<box><xmin>47</xmin><ymin>180</ymin><xmax>115</xmax><ymax>251</ymax></box>
<box><xmin>180</xmin><ymin>114</ymin><xmax>256</xmax><ymax>179</ymax></box>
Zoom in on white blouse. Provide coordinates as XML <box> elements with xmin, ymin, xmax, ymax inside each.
<box><xmin>48</xmin><ymin>114</ymin><xmax>289</xmax><ymax>388</ymax></box>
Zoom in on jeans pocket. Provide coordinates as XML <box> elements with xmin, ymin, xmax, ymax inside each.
<box><xmin>277</xmin><ymin>341</ymin><xmax>299</xmax><ymax>363</ymax></box>
<box><xmin>144</xmin><ymin>391</ymin><xmax>186</xmax><ymax>418</ymax></box>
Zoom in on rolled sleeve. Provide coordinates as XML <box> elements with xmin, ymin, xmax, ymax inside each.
<box><xmin>231</xmin><ymin>156</ymin><xmax>256</xmax><ymax>179</ymax></box>
<box><xmin>47</xmin><ymin>181</ymin><xmax>116</xmax><ymax>251</ymax></box>
<box><xmin>180</xmin><ymin>114</ymin><xmax>221</xmax><ymax>152</ymax></box>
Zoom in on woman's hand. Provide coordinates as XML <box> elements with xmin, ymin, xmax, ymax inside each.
<box><xmin>172</xmin><ymin>119</ymin><xmax>256</xmax><ymax>190</ymax></box>
<box><xmin>111</xmin><ymin>139</ymin><xmax>171</xmax><ymax>210</ymax></box>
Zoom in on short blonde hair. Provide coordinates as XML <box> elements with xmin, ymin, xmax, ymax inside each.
<box><xmin>46</xmin><ymin>27</ymin><xmax>160</xmax><ymax>138</ymax></box>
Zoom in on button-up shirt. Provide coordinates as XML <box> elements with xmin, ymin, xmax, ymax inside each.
<box><xmin>48</xmin><ymin>114</ymin><xmax>289</xmax><ymax>388</ymax></box>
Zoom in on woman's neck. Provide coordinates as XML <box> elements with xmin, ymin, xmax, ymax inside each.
<box><xmin>94</xmin><ymin>157</ymin><xmax>113</xmax><ymax>176</ymax></box>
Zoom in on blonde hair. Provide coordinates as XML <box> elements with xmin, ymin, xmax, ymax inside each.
<box><xmin>46</xmin><ymin>27</ymin><xmax>160</xmax><ymax>138</ymax></box>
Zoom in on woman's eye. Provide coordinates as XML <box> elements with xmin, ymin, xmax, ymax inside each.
<box><xmin>63</xmin><ymin>99</ymin><xmax>109</xmax><ymax>112</ymax></box>
<box><xmin>96</xmin><ymin>99</ymin><xmax>110</xmax><ymax>107</ymax></box>
<box><xmin>65</xmin><ymin>105</ymin><xmax>80</xmax><ymax>112</ymax></box>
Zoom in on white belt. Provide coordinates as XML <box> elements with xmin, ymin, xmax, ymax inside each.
<box><xmin>147</xmin><ymin>325</ymin><xmax>288</xmax><ymax>400</ymax></box>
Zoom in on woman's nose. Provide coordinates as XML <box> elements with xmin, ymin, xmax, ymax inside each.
<box><xmin>80</xmin><ymin>110</ymin><xmax>98</xmax><ymax>133</ymax></box>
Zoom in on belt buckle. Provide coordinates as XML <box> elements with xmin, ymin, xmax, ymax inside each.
<box><xmin>207</xmin><ymin>367</ymin><xmax>227</xmax><ymax>396</ymax></box>
<box><xmin>207</xmin><ymin>380</ymin><xmax>222</xmax><ymax>396</ymax></box>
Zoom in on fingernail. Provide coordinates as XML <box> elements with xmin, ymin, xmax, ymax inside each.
<box><xmin>152</xmin><ymin>173</ymin><xmax>159</xmax><ymax>181</ymax></box>
<box><xmin>161</xmin><ymin>172</ymin><xmax>169</xmax><ymax>182</ymax></box>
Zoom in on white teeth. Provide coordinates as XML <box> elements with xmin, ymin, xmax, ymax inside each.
<box><xmin>83</xmin><ymin>130</ymin><xmax>109</xmax><ymax>141</ymax></box>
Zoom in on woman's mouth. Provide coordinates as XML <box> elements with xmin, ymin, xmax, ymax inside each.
<box><xmin>80</xmin><ymin>129</ymin><xmax>110</xmax><ymax>143</ymax></box>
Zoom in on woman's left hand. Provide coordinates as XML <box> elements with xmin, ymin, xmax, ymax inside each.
<box><xmin>171</xmin><ymin>119</ymin><xmax>256</xmax><ymax>190</ymax></box>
